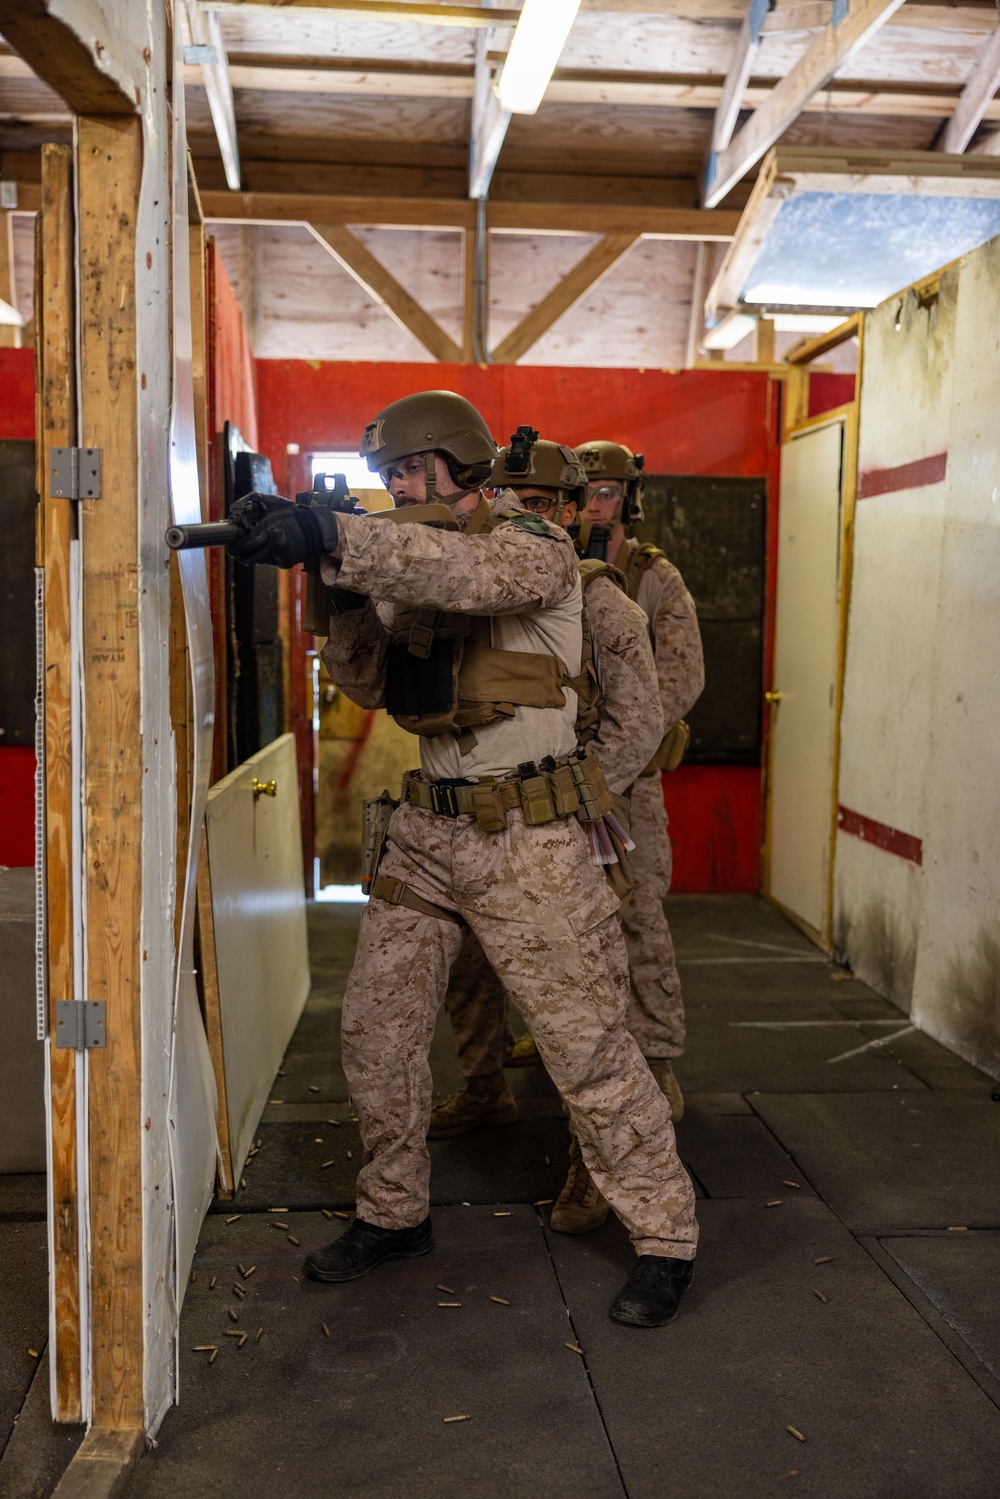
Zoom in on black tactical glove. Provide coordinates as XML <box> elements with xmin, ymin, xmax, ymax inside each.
<box><xmin>228</xmin><ymin>502</ymin><xmax>339</xmax><ymax>569</ymax></box>
<box><xmin>229</xmin><ymin>491</ymin><xmax>292</xmax><ymax>529</ymax></box>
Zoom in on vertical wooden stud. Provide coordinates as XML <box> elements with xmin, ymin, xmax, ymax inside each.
<box><xmin>38</xmin><ymin>142</ymin><xmax>82</xmax><ymax>1425</ymax></box>
<box><xmin>755</xmin><ymin>316</ymin><xmax>775</xmax><ymax>366</ymax></box>
<box><xmin>77</xmin><ymin>114</ymin><xmax>145</xmax><ymax>1432</ymax></box>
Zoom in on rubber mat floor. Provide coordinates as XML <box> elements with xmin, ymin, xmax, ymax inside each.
<box><xmin>4</xmin><ymin>895</ymin><xmax>1000</xmax><ymax>1498</ymax></box>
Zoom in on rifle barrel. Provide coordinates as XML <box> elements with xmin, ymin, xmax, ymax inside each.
<box><xmin>166</xmin><ymin>520</ymin><xmax>242</xmax><ymax>550</ymax></box>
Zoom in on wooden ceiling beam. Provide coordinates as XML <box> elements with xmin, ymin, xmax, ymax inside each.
<box><xmin>703</xmin><ymin>0</ymin><xmax>909</xmax><ymax>207</ymax></box>
<box><xmin>711</xmin><ymin>0</ymin><xmax>770</xmax><ymax>158</ymax></box>
<box><xmin>491</xmin><ymin>232</ymin><xmax>638</xmax><ymax>363</ymax></box>
<box><xmin>183</xmin><ymin>2</ymin><xmax>241</xmax><ymax>190</ymax></box>
<box><xmin>937</xmin><ymin>26</ymin><xmax>1000</xmax><ymax>153</ymax></box>
<box><xmin>309</xmin><ymin>222</ymin><xmax>462</xmax><ymax>360</ymax></box>
<box><xmin>0</xmin><ymin>0</ymin><xmax>138</xmax><ymax>114</ymax></box>
<box><xmin>211</xmin><ymin>1</ymin><xmax>521</xmax><ymax>23</ymax></box>
<box><xmin>205</xmin><ymin>0</ymin><xmax>1000</xmax><ymax>29</ymax></box>
<box><xmin>197</xmin><ymin>188</ymin><xmax>741</xmax><ymax>237</ymax></box>
<box><xmin>175</xmin><ymin>53</ymin><xmax>1000</xmax><ymax>121</ymax></box>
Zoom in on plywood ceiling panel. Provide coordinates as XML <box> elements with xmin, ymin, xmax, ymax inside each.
<box><xmin>226</xmin><ymin>88</ymin><xmax>469</xmax><ymax>144</ymax></box>
<box><xmin>488</xmin><ymin>233</ymin><xmax>605</xmax><ymax>348</ymax></box>
<box><xmin>780</xmin><ymin>112</ymin><xmax>941</xmax><ymax>152</ymax></box>
<box><xmin>213</xmin><ymin>222</ymin><xmax>441</xmax><ymax>364</ymax></box>
<box><xmin>350</xmin><ymin>225</ymin><xmax>465</xmax><ymax>345</ymax></box>
<box><xmin>217</xmin><ymin>9</ymin><xmax>482</xmax><ymax>65</ymax></box>
<box><xmin>753</xmin><ymin>24</ymin><xmax>988</xmax><ymax>84</ymax></box>
<box><xmin>522</xmin><ymin>239</ymin><xmax>698</xmax><ymax>369</ymax></box>
<box><xmin>506</xmin><ymin>102</ymin><xmax>713</xmax><ymax>153</ymax></box>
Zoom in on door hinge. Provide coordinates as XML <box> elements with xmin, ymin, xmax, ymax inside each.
<box><xmin>49</xmin><ymin>447</ymin><xmax>101</xmax><ymax>500</ymax></box>
<box><xmin>54</xmin><ymin>1000</ymin><xmax>107</xmax><ymax>1050</ymax></box>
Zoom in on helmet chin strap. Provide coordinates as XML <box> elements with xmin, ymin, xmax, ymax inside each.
<box><xmin>422</xmin><ymin>450</ymin><xmax>483</xmax><ymax>514</ymax></box>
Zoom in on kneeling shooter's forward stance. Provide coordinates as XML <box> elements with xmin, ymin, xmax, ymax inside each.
<box><xmin>230</xmin><ymin>392</ymin><xmax>698</xmax><ymax>1328</ymax></box>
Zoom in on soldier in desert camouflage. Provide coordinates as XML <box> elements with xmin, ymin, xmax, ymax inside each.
<box><xmin>229</xmin><ymin>392</ymin><xmax>698</xmax><ymax>1327</ymax></box>
<box><xmin>575</xmin><ymin>439</ymin><xmax>705</xmax><ymax>1125</ymax></box>
<box><xmin>427</xmin><ymin>432</ymin><xmax>673</xmax><ymax>1236</ymax></box>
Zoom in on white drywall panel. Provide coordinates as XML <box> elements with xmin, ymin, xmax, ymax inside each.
<box><xmin>909</xmin><ymin>234</ymin><xmax>1000</xmax><ymax>1074</ymax></box>
<box><xmin>835</xmin><ymin>235</ymin><xmax>1000</xmax><ymax>1077</ymax></box>
<box><xmin>835</xmin><ymin>280</ymin><xmax>955</xmax><ymax>1006</ymax></box>
<box><xmin>206</xmin><ymin>734</ymin><xmax>310</xmax><ymax>1182</ymax></box>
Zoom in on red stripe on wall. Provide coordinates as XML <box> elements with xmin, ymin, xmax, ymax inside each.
<box><xmin>837</xmin><ymin>805</ymin><xmax>922</xmax><ymax>866</ymax></box>
<box><xmin>857</xmin><ymin>451</ymin><xmax>947</xmax><ymax>500</ymax></box>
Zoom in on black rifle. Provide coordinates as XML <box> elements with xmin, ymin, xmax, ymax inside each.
<box><xmin>568</xmin><ymin>518</ymin><xmax>613</xmax><ymax>562</ymax></box>
<box><xmin>165</xmin><ymin>472</ymin><xmax>366</xmax><ymax>551</ymax></box>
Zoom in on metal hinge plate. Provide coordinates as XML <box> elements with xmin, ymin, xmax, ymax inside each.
<box><xmin>55</xmin><ymin>1000</ymin><xmax>107</xmax><ymax>1050</ymax></box>
<box><xmin>50</xmin><ymin>447</ymin><xmax>101</xmax><ymax>500</ymax></box>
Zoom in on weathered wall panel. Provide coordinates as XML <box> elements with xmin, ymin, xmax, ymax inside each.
<box><xmin>835</xmin><ymin>235</ymin><xmax>1000</xmax><ymax>1076</ymax></box>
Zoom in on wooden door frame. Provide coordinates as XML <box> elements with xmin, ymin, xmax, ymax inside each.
<box><xmin>764</xmin><ymin>315</ymin><xmax>865</xmax><ymax>951</ymax></box>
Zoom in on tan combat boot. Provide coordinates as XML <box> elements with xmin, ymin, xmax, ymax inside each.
<box><xmin>647</xmin><ymin>1058</ymin><xmax>685</xmax><ymax>1121</ymax></box>
<box><xmin>548</xmin><ymin>1138</ymin><xmax>609</xmax><ymax>1234</ymax></box>
<box><xmin>427</xmin><ymin>1072</ymin><xmax>519</xmax><ymax>1139</ymax></box>
<box><xmin>507</xmin><ymin>1032</ymin><xmax>541</xmax><ymax>1067</ymax></box>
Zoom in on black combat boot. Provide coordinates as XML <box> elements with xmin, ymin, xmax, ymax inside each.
<box><xmin>609</xmin><ymin>1255</ymin><xmax>694</xmax><ymax>1327</ymax></box>
<box><xmin>304</xmin><ymin>1216</ymin><xmax>434</xmax><ymax>1283</ymax></box>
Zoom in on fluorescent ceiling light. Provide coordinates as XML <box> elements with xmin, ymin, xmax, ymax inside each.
<box><xmin>701</xmin><ymin>311</ymin><xmax>756</xmax><ymax>351</ymax></box>
<box><xmin>497</xmin><ymin>0</ymin><xmax>582</xmax><ymax>116</ymax></box>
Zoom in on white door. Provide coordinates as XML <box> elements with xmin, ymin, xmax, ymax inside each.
<box><xmin>767</xmin><ymin>419</ymin><xmax>845</xmax><ymax>938</ymax></box>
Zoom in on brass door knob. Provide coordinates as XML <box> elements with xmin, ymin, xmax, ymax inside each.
<box><xmin>764</xmin><ymin>690</ymin><xmax>782</xmax><ymax>703</ymax></box>
<box><xmin>252</xmin><ymin>778</ymin><xmax>277</xmax><ymax>800</ymax></box>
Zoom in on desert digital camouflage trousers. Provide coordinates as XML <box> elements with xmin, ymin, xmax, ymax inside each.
<box><xmin>620</xmin><ymin>773</ymin><xmax>685</xmax><ymax>1060</ymax></box>
<box><xmin>443</xmin><ymin>771</ymin><xmax>686</xmax><ymax>1072</ymax></box>
<box><xmin>341</xmin><ymin>801</ymin><xmax>697</xmax><ymax>1259</ymax></box>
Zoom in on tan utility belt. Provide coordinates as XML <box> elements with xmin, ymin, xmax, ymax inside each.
<box><xmin>402</xmin><ymin>747</ymin><xmax>613</xmax><ymax>833</ymax></box>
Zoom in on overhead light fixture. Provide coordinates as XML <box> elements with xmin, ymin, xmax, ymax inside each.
<box><xmin>497</xmin><ymin>0</ymin><xmax>582</xmax><ymax>116</ymax></box>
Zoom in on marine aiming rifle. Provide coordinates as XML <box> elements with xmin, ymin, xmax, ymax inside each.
<box><xmin>166</xmin><ymin>472</ymin><xmax>369</xmax><ymax>634</ymax></box>
<box><xmin>165</xmin><ymin>471</ymin><xmax>366</xmax><ymax>552</ymax></box>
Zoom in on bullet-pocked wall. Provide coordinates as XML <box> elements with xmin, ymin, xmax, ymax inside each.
<box><xmin>835</xmin><ymin>232</ymin><xmax>1000</xmax><ymax>1078</ymax></box>
<box><xmin>257</xmin><ymin>362</ymin><xmax>782</xmax><ymax>893</ymax></box>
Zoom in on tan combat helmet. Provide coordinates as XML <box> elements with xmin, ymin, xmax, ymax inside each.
<box><xmin>491</xmin><ymin>426</ymin><xmax>588</xmax><ymax>522</ymax></box>
<box><xmin>574</xmin><ymin>438</ymin><xmax>646</xmax><ymax>526</ymax></box>
<box><xmin>361</xmin><ymin>390</ymin><xmax>498</xmax><ymax>505</ymax></box>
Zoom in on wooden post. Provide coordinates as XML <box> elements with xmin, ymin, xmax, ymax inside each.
<box><xmin>37</xmin><ymin>142</ymin><xmax>82</xmax><ymax>1425</ymax></box>
<box><xmin>756</xmin><ymin>316</ymin><xmax>775</xmax><ymax>366</ymax></box>
<box><xmin>77</xmin><ymin>113</ymin><xmax>145</xmax><ymax>1432</ymax></box>
<box><xmin>0</xmin><ymin>208</ymin><xmax>19</xmax><ymax>347</ymax></box>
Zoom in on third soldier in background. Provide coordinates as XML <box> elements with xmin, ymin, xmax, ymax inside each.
<box><xmin>570</xmin><ymin>440</ymin><xmax>704</xmax><ymax>1129</ymax></box>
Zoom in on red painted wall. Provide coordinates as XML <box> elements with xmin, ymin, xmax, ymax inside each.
<box><xmin>257</xmin><ymin>360</ymin><xmax>778</xmax><ymax>893</ymax></box>
<box><xmin>0</xmin><ymin>348</ymin><xmax>38</xmax><ymax>865</ymax></box>
<box><xmin>257</xmin><ymin>362</ymin><xmax>773</xmax><ymax>479</ymax></box>
<box><xmin>207</xmin><ymin>241</ymin><xmax>258</xmax><ymax>451</ymax></box>
<box><xmin>0</xmin><ymin>347</ymin><xmax>36</xmax><ymax>439</ymax></box>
